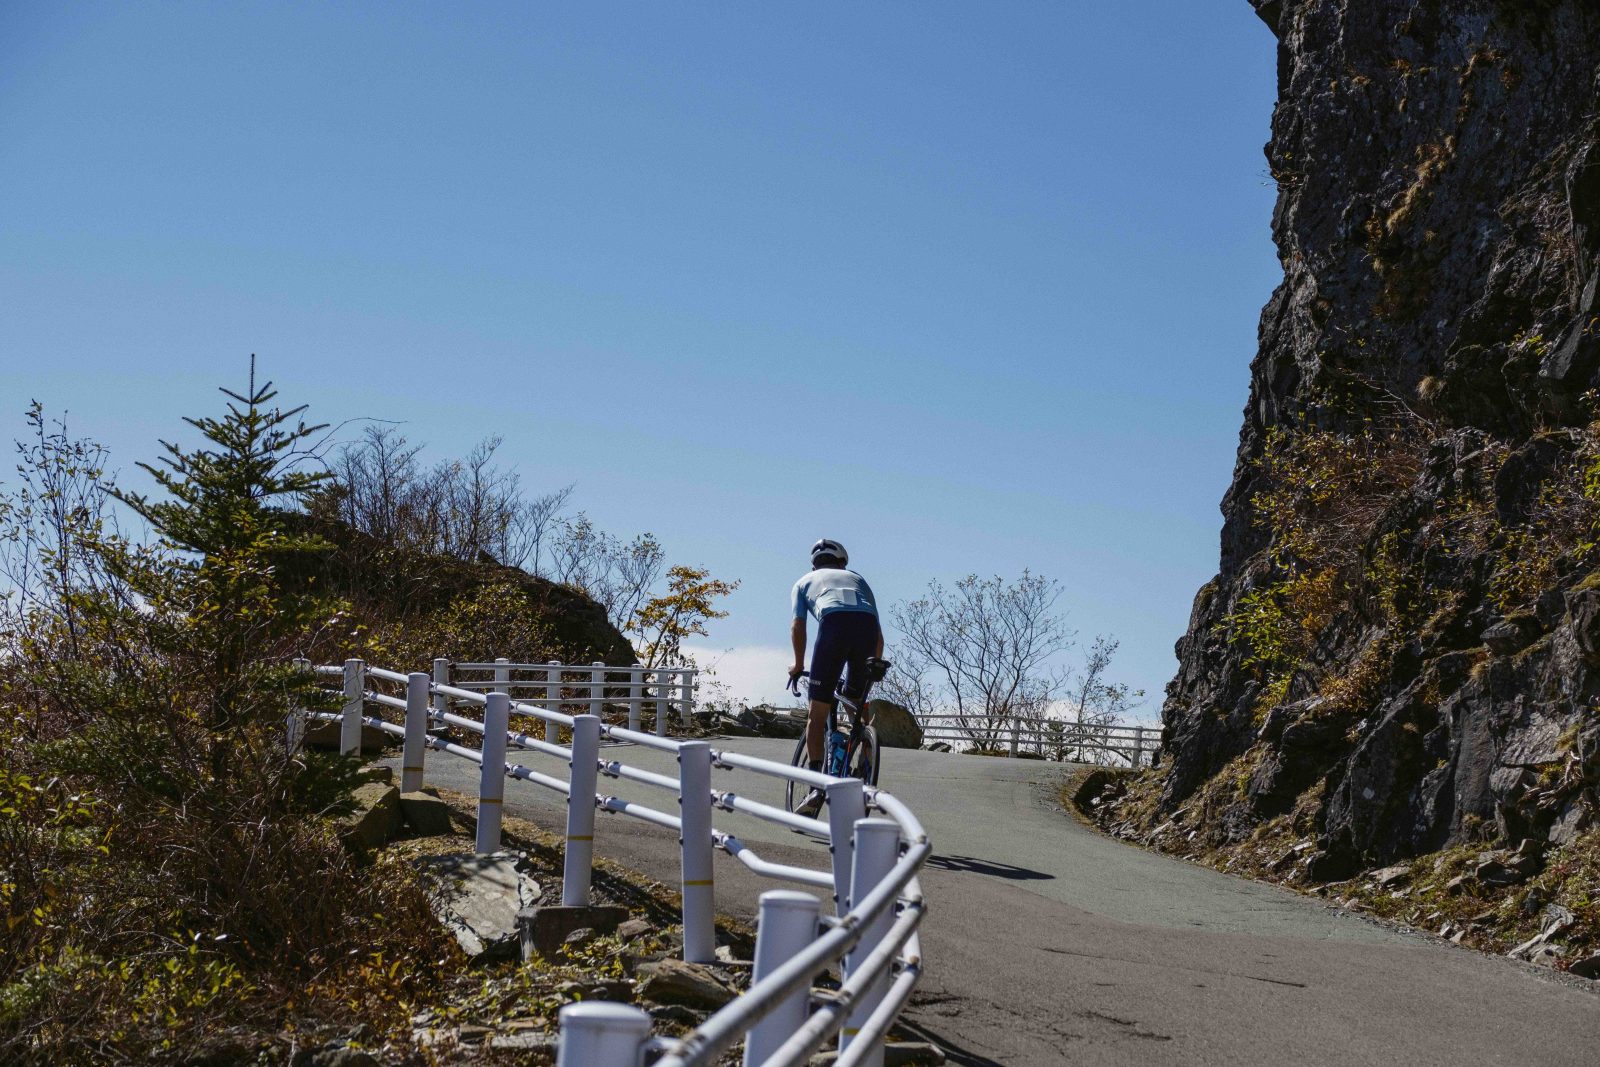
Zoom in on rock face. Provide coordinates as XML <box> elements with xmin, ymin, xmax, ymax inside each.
<box><xmin>1158</xmin><ymin>3</ymin><xmax>1600</xmax><ymax>872</ymax></box>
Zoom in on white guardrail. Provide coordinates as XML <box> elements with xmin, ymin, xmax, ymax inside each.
<box><xmin>292</xmin><ymin>658</ymin><xmax>929</xmax><ymax>1067</ymax></box>
<box><xmin>917</xmin><ymin>713</ymin><xmax>1160</xmax><ymax>767</ymax></box>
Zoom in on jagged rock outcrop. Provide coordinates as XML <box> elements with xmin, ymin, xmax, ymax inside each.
<box><xmin>1160</xmin><ymin>2</ymin><xmax>1600</xmax><ymax>874</ymax></box>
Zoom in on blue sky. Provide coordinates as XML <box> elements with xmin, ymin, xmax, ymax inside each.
<box><xmin>0</xmin><ymin>3</ymin><xmax>1279</xmax><ymax>714</ymax></box>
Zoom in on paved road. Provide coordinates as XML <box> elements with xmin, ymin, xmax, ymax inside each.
<box><xmin>397</xmin><ymin>738</ymin><xmax>1599</xmax><ymax>1065</ymax></box>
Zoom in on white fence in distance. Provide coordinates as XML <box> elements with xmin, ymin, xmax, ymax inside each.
<box><xmin>917</xmin><ymin>713</ymin><xmax>1161</xmax><ymax>767</ymax></box>
<box><xmin>295</xmin><ymin>658</ymin><xmax>929</xmax><ymax>1067</ymax></box>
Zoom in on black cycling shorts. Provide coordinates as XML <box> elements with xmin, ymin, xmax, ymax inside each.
<box><xmin>808</xmin><ymin>610</ymin><xmax>880</xmax><ymax>706</ymax></box>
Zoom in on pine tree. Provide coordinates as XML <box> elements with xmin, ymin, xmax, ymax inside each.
<box><xmin>112</xmin><ymin>359</ymin><xmax>331</xmax><ymax>783</ymax></box>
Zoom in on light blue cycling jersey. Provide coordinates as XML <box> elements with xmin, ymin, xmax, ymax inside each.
<box><xmin>791</xmin><ymin>567</ymin><xmax>879</xmax><ymax>620</ymax></box>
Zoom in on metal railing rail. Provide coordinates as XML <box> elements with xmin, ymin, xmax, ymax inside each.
<box><xmin>916</xmin><ymin>712</ymin><xmax>1161</xmax><ymax>766</ymax></box>
<box><xmin>746</xmin><ymin>704</ymin><xmax>1161</xmax><ymax>767</ymax></box>
<box><xmin>295</xmin><ymin>658</ymin><xmax>928</xmax><ymax>1067</ymax></box>
<box><xmin>440</xmin><ymin>658</ymin><xmax>696</xmax><ymax>740</ymax></box>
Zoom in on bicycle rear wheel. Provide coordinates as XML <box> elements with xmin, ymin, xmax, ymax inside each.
<box><xmin>849</xmin><ymin>725</ymin><xmax>880</xmax><ymax>787</ymax></box>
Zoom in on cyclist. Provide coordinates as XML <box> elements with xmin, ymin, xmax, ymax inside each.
<box><xmin>788</xmin><ymin>538</ymin><xmax>884</xmax><ymax>817</ymax></box>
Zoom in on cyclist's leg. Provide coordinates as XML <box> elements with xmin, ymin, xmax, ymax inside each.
<box><xmin>836</xmin><ymin>611</ymin><xmax>879</xmax><ymax>710</ymax></box>
<box><xmin>806</xmin><ymin>615</ymin><xmax>848</xmax><ymax>767</ymax></box>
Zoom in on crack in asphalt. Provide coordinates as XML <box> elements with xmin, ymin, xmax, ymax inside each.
<box><xmin>1035</xmin><ymin>943</ymin><xmax>1310</xmax><ymax>990</ymax></box>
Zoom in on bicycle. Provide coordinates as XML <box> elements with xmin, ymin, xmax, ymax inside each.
<box><xmin>783</xmin><ymin>657</ymin><xmax>888</xmax><ymax>815</ymax></box>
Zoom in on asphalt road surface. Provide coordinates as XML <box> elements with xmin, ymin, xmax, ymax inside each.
<box><xmin>393</xmin><ymin>737</ymin><xmax>1599</xmax><ymax>1066</ymax></box>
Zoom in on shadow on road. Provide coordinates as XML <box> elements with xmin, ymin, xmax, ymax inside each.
<box><xmin>925</xmin><ymin>853</ymin><xmax>1054</xmax><ymax>881</ymax></box>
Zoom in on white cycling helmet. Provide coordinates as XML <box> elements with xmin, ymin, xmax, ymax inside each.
<box><xmin>810</xmin><ymin>538</ymin><xmax>848</xmax><ymax>568</ymax></box>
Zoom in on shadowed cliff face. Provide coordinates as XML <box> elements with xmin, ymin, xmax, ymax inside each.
<box><xmin>1160</xmin><ymin>1</ymin><xmax>1600</xmax><ymax>876</ymax></box>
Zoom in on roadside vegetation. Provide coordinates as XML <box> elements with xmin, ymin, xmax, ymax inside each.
<box><xmin>0</xmin><ymin>371</ymin><xmax>737</xmax><ymax>1063</ymax></box>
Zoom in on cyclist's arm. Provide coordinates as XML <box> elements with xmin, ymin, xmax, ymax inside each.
<box><xmin>790</xmin><ymin>617</ymin><xmax>807</xmax><ymax>677</ymax></box>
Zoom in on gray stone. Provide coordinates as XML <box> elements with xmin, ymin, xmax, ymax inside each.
<box><xmin>1542</xmin><ymin>903</ymin><xmax>1576</xmax><ymax>937</ymax></box>
<box><xmin>1472</xmin><ymin>857</ymin><xmax>1528</xmax><ymax>887</ymax></box>
<box><xmin>310</xmin><ymin>1049</ymin><xmax>377</xmax><ymax>1067</ymax></box>
<box><xmin>304</xmin><ymin>720</ymin><xmax>394</xmax><ymax>752</ymax></box>
<box><xmin>337</xmin><ymin>783</ymin><xmax>401</xmax><ymax>853</ymax></box>
<box><xmin>417</xmin><ymin>852</ymin><xmax>541</xmax><ymax>961</ymax></box>
<box><xmin>563</xmin><ymin>927</ymin><xmax>598</xmax><ymax>948</ymax></box>
<box><xmin>1567</xmin><ymin>953</ymin><xmax>1600</xmax><ymax>979</ymax></box>
<box><xmin>637</xmin><ymin>958</ymin><xmax>736</xmax><ymax>1009</ymax></box>
<box><xmin>714</xmin><ymin>944</ymin><xmax>750</xmax><ymax>966</ymax></box>
<box><xmin>488</xmin><ymin>1030</ymin><xmax>556</xmax><ymax>1051</ymax></box>
<box><xmin>1482</xmin><ymin>616</ymin><xmax>1540</xmax><ymax>655</ymax></box>
<box><xmin>399</xmin><ymin>791</ymin><xmax>453</xmax><ymax>836</ymax></box>
<box><xmin>714</xmin><ymin>717</ymin><xmax>761</xmax><ymax>737</ymax></box>
<box><xmin>1370</xmin><ymin>864</ymin><xmax>1411</xmax><ymax>888</ymax></box>
<box><xmin>868</xmin><ymin>700</ymin><xmax>924</xmax><ymax>749</ymax></box>
<box><xmin>1529</xmin><ymin>944</ymin><xmax>1564</xmax><ymax>969</ymax></box>
<box><xmin>1548</xmin><ymin>800</ymin><xmax>1591</xmax><ymax>845</ymax></box>
<box><xmin>616</xmin><ymin>918</ymin><xmax>654</xmax><ymax>941</ymax></box>
<box><xmin>647</xmin><ymin>1004</ymin><xmax>703</xmax><ymax>1024</ymax></box>
<box><xmin>518</xmin><ymin>904</ymin><xmax>629</xmax><ymax>959</ymax></box>
<box><xmin>809</xmin><ymin>1042</ymin><xmax>947</xmax><ymax>1066</ymax></box>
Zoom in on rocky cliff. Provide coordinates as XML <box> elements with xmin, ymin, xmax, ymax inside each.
<box><xmin>1151</xmin><ymin>1</ymin><xmax>1600</xmax><ymax>884</ymax></box>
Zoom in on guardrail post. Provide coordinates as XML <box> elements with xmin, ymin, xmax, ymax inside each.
<box><xmin>545</xmin><ymin>661</ymin><xmax>561</xmax><ymax>744</ymax></box>
<box><xmin>840</xmin><ymin>818</ymin><xmax>901</xmax><ymax>1066</ymax></box>
<box><xmin>477</xmin><ymin>692</ymin><xmax>510</xmax><ymax>853</ymax></box>
<box><xmin>432</xmin><ymin>657</ymin><xmax>449</xmax><ymax>726</ymax></box>
<box><xmin>1134</xmin><ymin>725</ymin><xmax>1145</xmax><ymax>768</ymax></box>
<box><xmin>1008</xmin><ymin>717</ymin><xmax>1019</xmax><ymax>759</ymax></box>
<box><xmin>627</xmin><ymin>667</ymin><xmax>642</xmax><ymax>731</ymax></box>
<box><xmin>557</xmin><ymin>1002</ymin><xmax>650</xmax><ymax>1067</ymax></box>
<box><xmin>402</xmin><ymin>672</ymin><xmax>429</xmax><ymax>792</ymax></box>
<box><xmin>287</xmin><ymin>657</ymin><xmax>310</xmax><ymax>754</ymax></box>
<box><xmin>743</xmin><ymin>890</ymin><xmax>822</xmax><ymax>1067</ymax></box>
<box><xmin>681</xmin><ymin>668</ymin><xmax>696</xmax><ymax>731</ymax></box>
<box><xmin>590</xmin><ymin>661</ymin><xmax>605</xmax><ymax>722</ymax></box>
<box><xmin>494</xmin><ymin>657</ymin><xmax>510</xmax><ymax>697</ymax></box>
<box><xmin>341</xmin><ymin>658</ymin><xmax>365</xmax><ymax>755</ymax></box>
<box><xmin>655</xmin><ymin>668</ymin><xmax>670</xmax><ymax>737</ymax></box>
<box><xmin>825</xmin><ymin>778</ymin><xmax>866</xmax><ymax>915</ymax></box>
<box><xmin>564</xmin><ymin>714</ymin><xmax>601</xmax><ymax>905</ymax></box>
<box><xmin>677</xmin><ymin>740</ymin><xmax>716</xmax><ymax>963</ymax></box>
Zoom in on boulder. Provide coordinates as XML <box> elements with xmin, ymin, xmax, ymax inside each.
<box><xmin>399</xmin><ymin>791</ymin><xmax>453</xmax><ymax>836</ymax></box>
<box><xmin>337</xmin><ymin>783</ymin><xmax>401</xmax><ymax>853</ymax></box>
<box><xmin>305</xmin><ymin>720</ymin><xmax>395</xmax><ymax>753</ymax></box>
<box><xmin>868</xmin><ymin>700</ymin><xmax>923</xmax><ymax>749</ymax></box>
<box><xmin>1369</xmin><ymin>864</ymin><xmax>1411</xmax><ymax>888</ymax></box>
<box><xmin>637</xmin><ymin>959</ymin><xmax>735</xmax><ymax>1010</ymax></box>
<box><xmin>417</xmin><ymin>852</ymin><xmax>542</xmax><ymax>961</ymax></box>
<box><xmin>1481</xmin><ymin>615</ymin><xmax>1541</xmax><ymax>655</ymax></box>
<box><xmin>743</xmin><ymin>705</ymin><xmax>806</xmax><ymax>739</ymax></box>
<box><xmin>712</xmin><ymin>717</ymin><xmax>760</xmax><ymax>737</ymax></box>
<box><xmin>1568</xmin><ymin>954</ymin><xmax>1600</xmax><ymax>980</ymax></box>
<box><xmin>518</xmin><ymin>904</ymin><xmax>629</xmax><ymax>959</ymax></box>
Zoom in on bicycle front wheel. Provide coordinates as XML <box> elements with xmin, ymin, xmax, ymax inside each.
<box><xmin>785</xmin><ymin>733</ymin><xmax>808</xmax><ymax>813</ymax></box>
